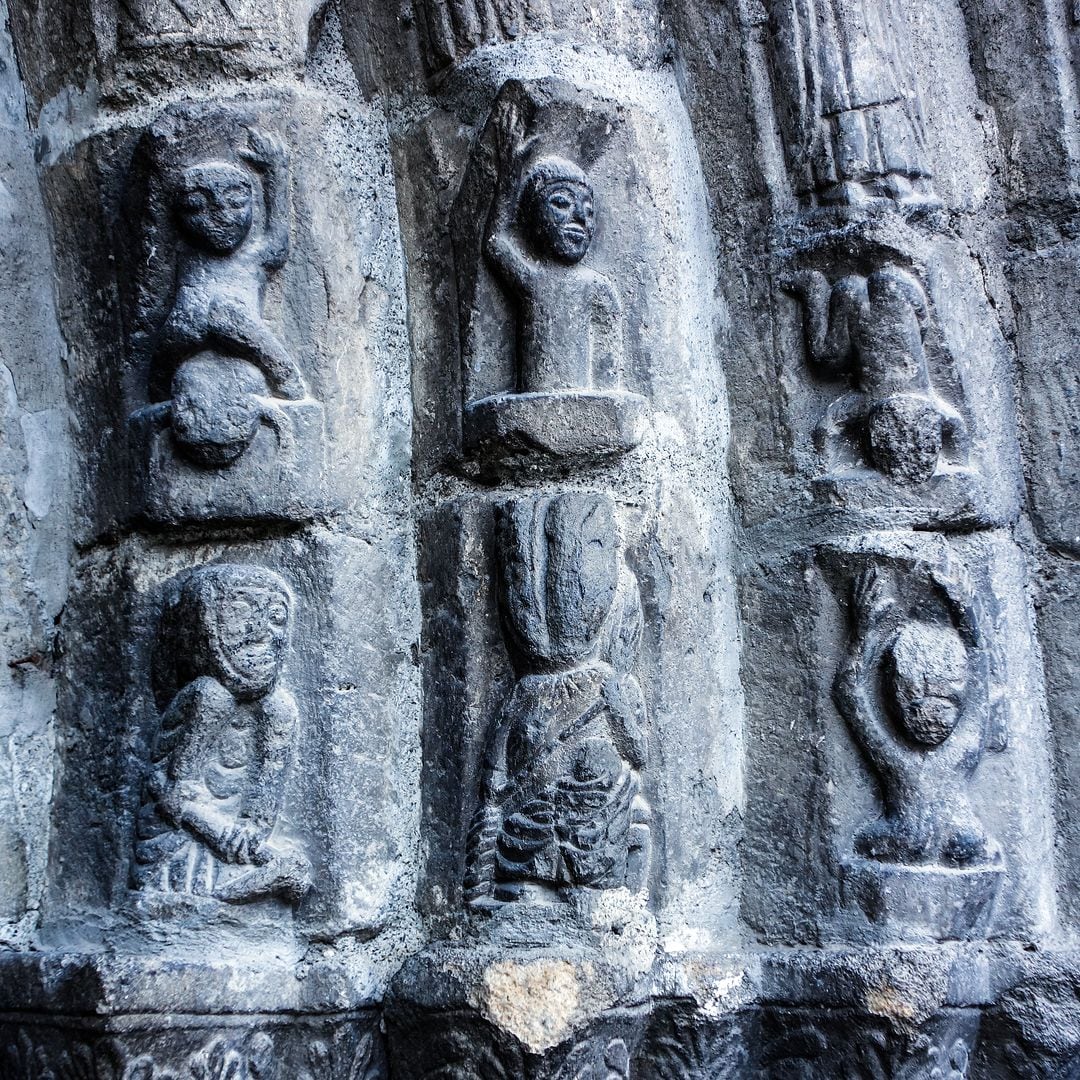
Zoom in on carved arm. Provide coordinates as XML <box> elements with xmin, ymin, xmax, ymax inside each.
<box><xmin>241</xmin><ymin>128</ymin><xmax>291</xmax><ymax>271</ymax></box>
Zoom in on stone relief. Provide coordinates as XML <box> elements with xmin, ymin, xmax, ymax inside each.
<box><xmin>764</xmin><ymin>0</ymin><xmax>935</xmax><ymax>206</ymax></box>
<box><xmin>759</xmin><ymin>1008</ymin><xmax>978</xmax><ymax>1079</ymax></box>
<box><xmin>832</xmin><ymin>556</ymin><xmax>1005</xmax><ymax>938</ymax></box>
<box><xmin>1</xmin><ymin>1030</ymin><xmax>278</xmax><ymax>1080</ymax></box>
<box><xmin>465</xmin><ymin>492</ymin><xmax>651</xmax><ymax>906</ymax></box>
<box><xmin>131</xmin><ymin>564</ymin><xmax>310</xmax><ymax>907</ymax></box>
<box><xmin>126</xmin><ymin>103</ymin><xmax>323</xmax><ymax>523</ymax></box>
<box><xmin>457</xmin><ymin>80</ymin><xmax>648</xmax><ymax>464</ymax></box>
<box><xmin>785</xmin><ymin>265</ymin><xmax>969</xmax><ymax>488</ymax></box>
<box><xmin>414</xmin><ymin>0</ymin><xmax>554</xmax><ymax>72</ymax></box>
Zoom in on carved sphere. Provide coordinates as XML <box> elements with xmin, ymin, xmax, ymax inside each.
<box><xmin>886</xmin><ymin>621</ymin><xmax>969</xmax><ymax>747</ymax></box>
<box><xmin>867</xmin><ymin>392</ymin><xmax>943</xmax><ymax>483</ymax></box>
<box><xmin>170</xmin><ymin>352</ymin><xmax>268</xmax><ymax>467</ymax></box>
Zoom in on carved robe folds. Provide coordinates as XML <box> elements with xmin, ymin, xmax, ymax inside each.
<box><xmin>467</xmin><ymin>492</ymin><xmax>651</xmax><ymax>905</ymax></box>
<box><xmin>765</xmin><ymin>0</ymin><xmax>933</xmax><ymax>204</ymax></box>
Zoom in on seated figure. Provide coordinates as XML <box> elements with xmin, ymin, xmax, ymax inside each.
<box><xmin>132</xmin><ymin>564</ymin><xmax>311</xmax><ymax>906</ymax></box>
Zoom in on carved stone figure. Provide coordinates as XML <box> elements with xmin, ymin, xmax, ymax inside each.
<box><xmin>785</xmin><ymin>266</ymin><xmax>968</xmax><ymax>485</ymax></box>
<box><xmin>485</xmin><ymin>121</ymin><xmax>622</xmax><ymax>395</ymax></box>
<box><xmin>132</xmin><ymin>564</ymin><xmax>310</xmax><ymax>906</ymax></box>
<box><xmin>834</xmin><ymin>561</ymin><xmax>1002</xmax><ymax>869</ymax></box>
<box><xmin>142</xmin><ymin>126</ymin><xmax>304</xmax><ymax>467</ymax></box>
<box><xmin>125</xmin><ymin>104</ymin><xmax>324</xmax><ymax>523</ymax></box>
<box><xmin>460</xmin><ymin>87</ymin><xmax>647</xmax><ymax>462</ymax></box>
<box><xmin>465</xmin><ymin>492</ymin><xmax>651</xmax><ymax>905</ymax></box>
<box><xmin>764</xmin><ymin>0</ymin><xmax>934</xmax><ymax>205</ymax></box>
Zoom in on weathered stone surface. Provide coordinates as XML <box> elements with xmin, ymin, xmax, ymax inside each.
<box><xmin>2</xmin><ymin>0</ymin><xmax>1079</xmax><ymax>1073</ymax></box>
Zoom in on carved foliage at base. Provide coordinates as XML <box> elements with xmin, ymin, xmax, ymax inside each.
<box><xmin>130</xmin><ymin>563</ymin><xmax>311</xmax><ymax>908</ymax></box>
<box><xmin>0</xmin><ymin>1020</ymin><xmax>384</xmax><ymax>1080</ymax></box>
<box><xmin>465</xmin><ymin>492</ymin><xmax>651</xmax><ymax>906</ymax></box>
<box><xmin>758</xmin><ymin>1007</ymin><xmax>978</xmax><ymax>1079</ymax></box>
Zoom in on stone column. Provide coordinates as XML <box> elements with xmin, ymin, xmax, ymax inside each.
<box><xmin>670</xmin><ymin>0</ymin><xmax>1061</xmax><ymax>1071</ymax></box>
<box><xmin>0</xmin><ymin>0</ymin><xmax>421</xmax><ymax>1073</ymax></box>
<box><xmin>341</xmin><ymin>1</ymin><xmax>747</xmax><ymax>1073</ymax></box>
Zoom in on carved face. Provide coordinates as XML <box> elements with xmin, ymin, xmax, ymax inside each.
<box><xmin>521</xmin><ymin>157</ymin><xmax>595</xmax><ymax>265</ymax></box>
<box><xmin>530</xmin><ymin>180</ymin><xmax>595</xmax><ymax>264</ymax></box>
<box><xmin>887</xmin><ymin>622</ymin><xmax>969</xmax><ymax>747</ymax></box>
<box><xmin>213</xmin><ymin>580</ymin><xmax>292</xmax><ymax>698</ymax></box>
<box><xmin>177</xmin><ymin>162</ymin><xmax>253</xmax><ymax>253</ymax></box>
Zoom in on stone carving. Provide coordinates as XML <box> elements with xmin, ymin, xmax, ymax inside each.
<box><xmin>764</xmin><ymin>0</ymin><xmax>934</xmax><ymax>206</ymax></box>
<box><xmin>459</xmin><ymin>83</ymin><xmax>647</xmax><ymax>463</ymax></box>
<box><xmin>833</xmin><ymin>557</ymin><xmax>1005</xmax><ymax>938</ymax></box>
<box><xmin>0</xmin><ymin>1031</ymin><xmax>278</xmax><ymax>1080</ymax></box>
<box><xmin>759</xmin><ymin>1008</ymin><xmax>977</xmax><ymax>1079</ymax></box>
<box><xmin>785</xmin><ymin>265</ymin><xmax>971</xmax><ymax>489</ymax></box>
<box><xmin>300</xmin><ymin>1031</ymin><xmax>383</xmax><ymax>1080</ymax></box>
<box><xmin>639</xmin><ymin>1014</ymin><xmax>746</xmax><ymax>1080</ymax></box>
<box><xmin>126</xmin><ymin>103</ymin><xmax>322</xmax><ymax>523</ymax></box>
<box><xmin>414</xmin><ymin>0</ymin><xmax>554</xmax><ymax>73</ymax></box>
<box><xmin>131</xmin><ymin>564</ymin><xmax>310</xmax><ymax>906</ymax></box>
<box><xmin>465</xmin><ymin>492</ymin><xmax>651</xmax><ymax>905</ymax></box>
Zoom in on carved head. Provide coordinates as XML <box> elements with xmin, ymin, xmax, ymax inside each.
<box><xmin>176</xmin><ymin>161</ymin><xmax>254</xmax><ymax>253</ymax></box>
<box><xmin>497</xmin><ymin>492</ymin><xmax>618</xmax><ymax>671</ymax></box>
<box><xmin>521</xmin><ymin>156</ymin><xmax>595</xmax><ymax>265</ymax></box>
<box><xmin>174</xmin><ymin>565</ymin><xmax>293</xmax><ymax>700</ymax></box>
<box><xmin>885</xmin><ymin>621</ymin><xmax>969</xmax><ymax>747</ymax></box>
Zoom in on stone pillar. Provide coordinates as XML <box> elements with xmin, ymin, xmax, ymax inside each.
<box><xmin>341</xmin><ymin>1</ymin><xmax>746</xmax><ymax>1072</ymax></box>
<box><xmin>2</xmin><ymin>0</ymin><xmax>1080</xmax><ymax>1076</ymax></box>
<box><xmin>0</xmin><ymin>0</ymin><xmax>420</xmax><ymax>1072</ymax></box>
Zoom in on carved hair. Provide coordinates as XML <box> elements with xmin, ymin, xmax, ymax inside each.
<box><xmin>158</xmin><ymin>564</ymin><xmax>293</xmax><ymax>702</ymax></box>
<box><xmin>520</xmin><ymin>155</ymin><xmax>591</xmax><ymax>225</ymax></box>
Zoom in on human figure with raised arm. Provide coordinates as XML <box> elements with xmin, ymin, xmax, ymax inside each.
<box><xmin>833</xmin><ymin>563</ymin><xmax>999</xmax><ymax>868</ymax></box>
<box><xmin>484</xmin><ymin>107</ymin><xmax>624</xmax><ymax>395</ymax></box>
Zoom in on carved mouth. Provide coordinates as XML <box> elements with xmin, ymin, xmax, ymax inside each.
<box><xmin>560</xmin><ymin>225</ymin><xmax>587</xmax><ymax>242</ymax></box>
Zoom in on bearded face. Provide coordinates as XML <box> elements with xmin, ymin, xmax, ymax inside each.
<box><xmin>213</xmin><ymin>580</ymin><xmax>291</xmax><ymax>697</ymax></box>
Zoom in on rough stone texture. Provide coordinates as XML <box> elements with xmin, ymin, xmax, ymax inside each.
<box><xmin>3</xmin><ymin>0</ymin><xmax>1080</xmax><ymax>1075</ymax></box>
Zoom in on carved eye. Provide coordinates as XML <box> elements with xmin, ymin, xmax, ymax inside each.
<box><xmin>547</xmin><ymin>192</ymin><xmax>573</xmax><ymax>211</ymax></box>
<box><xmin>227</xmin><ymin>599</ymin><xmax>253</xmax><ymax>621</ymax></box>
<box><xmin>180</xmin><ymin>190</ymin><xmax>208</xmax><ymax>213</ymax></box>
<box><xmin>224</xmin><ymin>186</ymin><xmax>250</xmax><ymax>210</ymax></box>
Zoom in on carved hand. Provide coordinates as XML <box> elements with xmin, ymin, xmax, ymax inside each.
<box><xmin>218</xmin><ymin>820</ymin><xmax>268</xmax><ymax>864</ymax></box>
<box><xmin>240</xmin><ymin>128</ymin><xmax>288</xmax><ymax>171</ymax></box>
<box><xmin>852</xmin><ymin>565</ymin><xmax>894</xmax><ymax>641</ymax></box>
<box><xmin>493</xmin><ymin>102</ymin><xmax>538</xmax><ymax>182</ymax></box>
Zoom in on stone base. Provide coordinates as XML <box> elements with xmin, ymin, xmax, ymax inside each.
<box><xmin>841</xmin><ymin>858</ymin><xmax>1004</xmax><ymax>943</ymax></box>
<box><xmin>812</xmin><ymin>467</ymin><xmax>1014</xmax><ymax>530</ymax></box>
<box><xmin>463</xmin><ymin>389</ymin><xmax>648</xmax><ymax>466</ymax></box>
<box><xmin>128</xmin><ymin>398</ymin><xmax>325</xmax><ymax>525</ymax></box>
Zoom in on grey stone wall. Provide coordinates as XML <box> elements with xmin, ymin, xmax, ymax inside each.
<box><xmin>2</xmin><ymin>0</ymin><xmax>1080</xmax><ymax>1076</ymax></box>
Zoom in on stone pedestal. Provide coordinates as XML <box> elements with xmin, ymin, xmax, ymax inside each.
<box><xmin>128</xmin><ymin>398</ymin><xmax>326</xmax><ymax>525</ymax></box>
<box><xmin>463</xmin><ymin>389</ymin><xmax>648</xmax><ymax>466</ymax></box>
